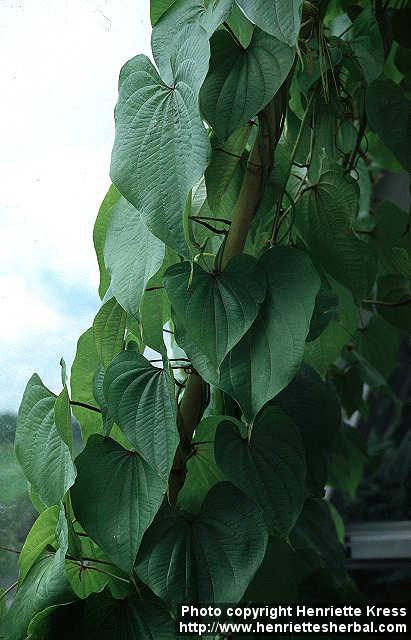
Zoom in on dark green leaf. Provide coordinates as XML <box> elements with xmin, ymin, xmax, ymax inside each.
<box><xmin>104</xmin><ymin>351</ymin><xmax>178</xmax><ymax>480</ymax></box>
<box><xmin>83</xmin><ymin>591</ymin><xmax>175</xmax><ymax>639</ymax></box>
<box><xmin>348</xmin><ymin>6</ymin><xmax>384</xmax><ymax>84</ymax></box>
<box><xmin>375</xmin><ymin>274</ymin><xmax>411</xmax><ymax>334</ymax></box>
<box><xmin>328</xmin><ymin>424</ymin><xmax>366</xmax><ymax>497</ymax></box>
<box><xmin>178</xmin><ymin>415</ymin><xmax>230</xmax><ymax>513</ymax></box>
<box><xmin>366</xmin><ymin>79</ymin><xmax>411</xmax><ymax>172</ymax></box>
<box><xmin>357</xmin><ymin>315</ymin><xmax>400</xmax><ymax>378</ymax></box>
<box><xmin>215</xmin><ymin>406</ymin><xmax>306</xmax><ymax>536</ymax></box>
<box><xmin>200</xmin><ymin>28</ymin><xmax>294</xmax><ymax>140</ymax></box>
<box><xmin>274</xmin><ymin>364</ymin><xmax>341</xmax><ymax>497</ymax></box>
<box><xmin>71</xmin><ymin>435</ymin><xmax>166</xmax><ymax>573</ymax></box>
<box><xmin>307</xmin><ymin>286</ymin><xmax>339</xmax><ymax>342</ymax></box>
<box><xmin>164</xmin><ymin>255</ymin><xmax>266</xmax><ymax>369</ymax></box>
<box><xmin>135</xmin><ymin>482</ymin><xmax>267</xmax><ymax>608</ymax></box>
<box><xmin>295</xmin><ymin>165</ymin><xmax>377</xmax><ymax>301</ymax></box>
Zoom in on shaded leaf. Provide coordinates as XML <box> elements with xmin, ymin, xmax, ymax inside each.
<box><xmin>71</xmin><ymin>435</ymin><xmax>166</xmax><ymax>573</ymax></box>
<box><xmin>215</xmin><ymin>407</ymin><xmax>306</xmax><ymax>536</ymax></box>
<box><xmin>165</xmin><ymin>254</ymin><xmax>266</xmax><ymax>369</ymax></box>
<box><xmin>135</xmin><ymin>482</ymin><xmax>267</xmax><ymax>608</ymax></box>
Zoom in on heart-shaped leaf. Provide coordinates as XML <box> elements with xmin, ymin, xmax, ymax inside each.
<box><xmin>235</xmin><ymin>0</ymin><xmax>303</xmax><ymax>46</ymax></box>
<box><xmin>15</xmin><ymin>375</ymin><xmax>76</xmax><ymax>507</ymax></box>
<box><xmin>104</xmin><ymin>351</ymin><xmax>178</xmax><ymax>480</ymax></box>
<box><xmin>164</xmin><ymin>254</ymin><xmax>266</xmax><ymax>369</ymax></box>
<box><xmin>366</xmin><ymin>79</ymin><xmax>411</xmax><ymax>172</ymax></box>
<box><xmin>110</xmin><ymin>25</ymin><xmax>211</xmax><ymax>256</ymax></box>
<box><xmin>93</xmin><ymin>298</ymin><xmax>127</xmax><ymax>368</ymax></box>
<box><xmin>135</xmin><ymin>482</ymin><xmax>267</xmax><ymax>608</ymax></box>
<box><xmin>82</xmin><ymin>592</ymin><xmax>176</xmax><ymax>639</ymax></box>
<box><xmin>274</xmin><ymin>364</ymin><xmax>341</xmax><ymax>496</ymax></box>
<box><xmin>200</xmin><ymin>28</ymin><xmax>294</xmax><ymax>140</ymax></box>
<box><xmin>295</xmin><ymin>165</ymin><xmax>377</xmax><ymax>301</ymax></box>
<box><xmin>152</xmin><ymin>0</ymin><xmax>233</xmax><ymax>81</ymax></box>
<box><xmin>103</xmin><ymin>196</ymin><xmax>165</xmax><ymax>317</ymax></box>
<box><xmin>215</xmin><ymin>407</ymin><xmax>306</xmax><ymax>536</ymax></box>
<box><xmin>71</xmin><ymin>435</ymin><xmax>166</xmax><ymax>573</ymax></box>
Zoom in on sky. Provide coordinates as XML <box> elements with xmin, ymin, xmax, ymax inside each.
<box><xmin>0</xmin><ymin>0</ymin><xmax>151</xmax><ymax>411</ymax></box>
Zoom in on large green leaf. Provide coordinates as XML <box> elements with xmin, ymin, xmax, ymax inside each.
<box><xmin>200</xmin><ymin>28</ymin><xmax>294</xmax><ymax>140</ymax></box>
<box><xmin>19</xmin><ymin>506</ymin><xmax>59</xmax><ymax>584</ymax></box>
<box><xmin>93</xmin><ymin>185</ymin><xmax>121</xmax><ymax>299</ymax></box>
<box><xmin>135</xmin><ymin>482</ymin><xmax>267</xmax><ymax>608</ymax></box>
<box><xmin>328</xmin><ymin>424</ymin><xmax>366</xmax><ymax>498</ymax></box>
<box><xmin>357</xmin><ymin>315</ymin><xmax>400</xmax><ymax>378</ymax></box>
<box><xmin>295</xmin><ymin>166</ymin><xmax>377</xmax><ymax>301</ymax></box>
<box><xmin>347</xmin><ymin>6</ymin><xmax>384</xmax><ymax>84</ymax></box>
<box><xmin>0</xmin><ymin>507</ymin><xmax>73</xmax><ymax>640</ymax></box>
<box><xmin>65</xmin><ymin>537</ymin><xmax>109</xmax><ymax>600</ymax></box>
<box><xmin>235</xmin><ymin>0</ymin><xmax>303</xmax><ymax>46</ymax></box>
<box><xmin>110</xmin><ymin>25</ymin><xmax>211</xmax><ymax>256</ymax></box>
<box><xmin>304</xmin><ymin>280</ymin><xmax>358</xmax><ymax>377</ymax></box>
<box><xmin>71</xmin><ymin>435</ymin><xmax>166</xmax><ymax>573</ymax></box>
<box><xmin>104</xmin><ymin>351</ymin><xmax>178</xmax><ymax>480</ymax></box>
<box><xmin>245</xmin><ymin>536</ymin><xmax>301</xmax><ymax>603</ymax></box>
<box><xmin>93</xmin><ymin>298</ymin><xmax>127</xmax><ymax>368</ymax></box>
<box><xmin>375</xmin><ymin>274</ymin><xmax>411</xmax><ymax>334</ymax></box>
<box><xmin>366</xmin><ymin>79</ymin><xmax>411</xmax><ymax>172</ymax></box>
<box><xmin>214</xmin><ymin>247</ymin><xmax>319</xmax><ymax>422</ymax></box>
<box><xmin>83</xmin><ymin>592</ymin><xmax>175</xmax><ymax>639</ymax></box>
<box><xmin>177</xmin><ymin>415</ymin><xmax>229</xmax><ymax>513</ymax></box>
<box><xmin>71</xmin><ymin>328</ymin><xmax>102</xmax><ymax>440</ymax></box>
<box><xmin>103</xmin><ymin>196</ymin><xmax>165</xmax><ymax>317</ymax></box>
<box><xmin>152</xmin><ymin>0</ymin><xmax>233</xmax><ymax>81</ymax></box>
<box><xmin>274</xmin><ymin>364</ymin><xmax>341</xmax><ymax>496</ymax></box>
<box><xmin>215</xmin><ymin>407</ymin><xmax>306</xmax><ymax>536</ymax></box>
<box><xmin>15</xmin><ymin>375</ymin><xmax>76</xmax><ymax>507</ymax></box>
<box><xmin>164</xmin><ymin>254</ymin><xmax>266</xmax><ymax>369</ymax></box>
<box><xmin>290</xmin><ymin>498</ymin><xmax>348</xmax><ymax>586</ymax></box>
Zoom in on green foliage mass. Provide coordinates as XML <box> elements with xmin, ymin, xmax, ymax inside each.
<box><xmin>2</xmin><ymin>0</ymin><xmax>410</xmax><ymax>637</ymax></box>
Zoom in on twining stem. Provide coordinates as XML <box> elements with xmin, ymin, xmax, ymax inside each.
<box><xmin>363</xmin><ymin>297</ymin><xmax>411</xmax><ymax>308</ymax></box>
<box><xmin>70</xmin><ymin>400</ymin><xmax>101</xmax><ymax>414</ymax></box>
<box><xmin>168</xmin><ymin>79</ymin><xmax>294</xmax><ymax>503</ymax></box>
<box><xmin>0</xmin><ymin>581</ymin><xmax>18</xmax><ymax>601</ymax></box>
<box><xmin>270</xmin><ymin>90</ymin><xmax>315</xmax><ymax>244</ymax></box>
<box><xmin>221</xmin><ymin>141</ymin><xmax>263</xmax><ymax>269</ymax></box>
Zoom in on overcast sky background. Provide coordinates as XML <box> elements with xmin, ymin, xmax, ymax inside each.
<box><xmin>0</xmin><ymin>0</ymin><xmax>151</xmax><ymax>411</ymax></box>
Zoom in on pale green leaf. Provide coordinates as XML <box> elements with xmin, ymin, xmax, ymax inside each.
<box><xmin>235</xmin><ymin>0</ymin><xmax>303</xmax><ymax>46</ymax></box>
<box><xmin>103</xmin><ymin>197</ymin><xmax>165</xmax><ymax>317</ymax></box>
<box><xmin>15</xmin><ymin>375</ymin><xmax>76</xmax><ymax>507</ymax></box>
<box><xmin>93</xmin><ymin>185</ymin><xmax>121</xmax><ymax>299</ymax></box>
<box><xmin>110</xmin><ymin>25</ymin><xmax>211</xmax><ymax>256</ymax></box>
<box><xmin>92</xmin><ymin>298</ymin><xmax>126</xmax><ymax>369</ymax></box>
<box><xmin>70</xmin><ymin>328</ymin><xmax>103</xmax><ymax>441</ymax></box>
<box><xmin>18</xmin><ymin>506</ymin><xmax>59</xmax><ymax>584</ymax></box>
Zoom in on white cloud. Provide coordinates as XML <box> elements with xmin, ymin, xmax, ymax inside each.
<box><xmin>0</xmin><ymin>0</ymin><xmax>151</xmax><ymax>410</ymax></box>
